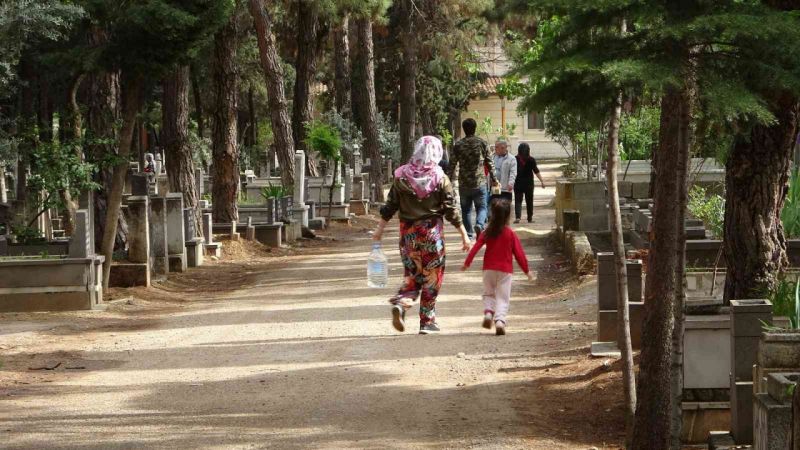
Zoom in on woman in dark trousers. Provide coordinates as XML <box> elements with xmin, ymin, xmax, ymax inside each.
<box><xmin>513</xmin><ymin>143</ymin><xmax>546</xmax><ymax>223</ymax></box>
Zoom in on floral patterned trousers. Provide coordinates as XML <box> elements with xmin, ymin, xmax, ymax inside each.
<box><xmin>389</xmin><ymin>217</ymin><xmax>446</xmax><ymax>325</ymax></box>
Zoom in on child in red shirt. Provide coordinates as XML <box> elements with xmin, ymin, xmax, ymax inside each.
<box><xmin>461</xmin><ymin>199</ymin><xmax>533</xmax><ymax>335</ymax></box>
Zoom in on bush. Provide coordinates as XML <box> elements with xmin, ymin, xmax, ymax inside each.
<box><xmin>687</xmin><ymin>185</ymin><xmax>725</xmax><ymax>239</ymax></box>
<box><xmin>305</xmin><ymin>120</ymin><xmax>342</xmax><ymax>162</ymax></box>
<box><xmin>770</xmin><ymin>279</ymin><xmax>800</xmax><ymax>329</ymax></box>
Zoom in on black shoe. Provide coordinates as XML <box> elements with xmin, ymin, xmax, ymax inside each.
<box><xmin>392</xmin><ymin>305</ymin><xmax>406</xmax><ymax>332</ymax></box>
<box><xmin>474</xmin><ymin>225</ymin><xmax>483</xmax><ymax>240</ymax></box>
<box><xmin>419</xmin><ymin>322</ymin><xmax>441</xmax><ymax>334</ymax></box>
<box><xmin>514</xmin><ymin>219</ymin><xmax>521</xmax><ymax>224</ymax></box>
<box><xmin>527</xmin><ymin>218</ymin><xmax>533</xmax><ymax>223</ymax></box>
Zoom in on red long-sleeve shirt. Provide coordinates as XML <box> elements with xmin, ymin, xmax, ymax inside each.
<box><xmin>464</xmin><ymin>226</ymin><xmax>530</xmax><ymax>274</ymax></box>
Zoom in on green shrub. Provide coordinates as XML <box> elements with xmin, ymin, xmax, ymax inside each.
<box><xmin>260</xmin><ymin>183</ymin><xmax>289</xmax><ymax>200</ymax></box>
<box><xmin>687</xmin><ymin>185</ymin><xmax>725</xmax><ymax>239</ymax></box>
<box><xmin>305</xmin><ymin>120</ymin><xmax>342</xmax><ymax>162</ymax></box>
<box><xmin>770</xmin><ymin>278</ymin><xmax>800</xmax><ymax>329</ymax></box>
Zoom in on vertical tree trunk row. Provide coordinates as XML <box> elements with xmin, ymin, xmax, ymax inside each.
<box><xmin>248</xmin><ymin>0</ymin><xmax>295</xmax><ymax>188</ymax></box>
<box><xmin>333</xmin><ymin>15</ymin><xmax>351</xmax><ymax>118</ymax></box>
<box><xmin>353</xmin><ymin>18</ymin><xmax>384</xmax><ymax>202</ymax></box>
<box><xmin>163</xmin><ymin>65</ymin><xmax>202</xmax><ymax>237</ymax></box>
<box><xmin>210</xmin><ymin>18</ymin><xmax>240</xmax><ymax>224</ymax></box>
<box><xmin>398</xmin><ymin>0</ymin><xmax>417</xmax><ymax>163</ymax></box>
<box><xmin>293</xmin><ymin>1</ymin><xmax>325</xmax><ymax>177</ymax></box>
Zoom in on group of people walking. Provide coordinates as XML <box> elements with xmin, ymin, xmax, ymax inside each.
<box><xmin>372</xmin><ymin>119</ymin><xmax>544</xmax><ymax>336</ymax></box>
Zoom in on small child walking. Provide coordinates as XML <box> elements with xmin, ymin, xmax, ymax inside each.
<box><xmin>461</xmin><ymin>199</ymin><xmax>533</xmax><ymax>335</ymax></box>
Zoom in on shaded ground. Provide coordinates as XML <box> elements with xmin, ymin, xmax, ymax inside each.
<box><xmin>0</xmin><ymin>165</ymin><xmax>625</xmax><ymax>449</ymax></box>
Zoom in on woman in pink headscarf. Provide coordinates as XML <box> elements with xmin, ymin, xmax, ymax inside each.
<box><xmin>373</xmin><ymin>136</ymin><xmax>472</xmax><ymax>334</ymax></box>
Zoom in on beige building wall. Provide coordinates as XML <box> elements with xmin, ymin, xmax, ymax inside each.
<box><xmin>462</xmin><ymin>95</ymin><xmax>568</xmax><ymax>160</ymax></box>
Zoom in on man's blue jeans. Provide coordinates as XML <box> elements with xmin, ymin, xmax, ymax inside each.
<box><xmin>460</xmin><ymin>185</ymin><xmax>488</xmax><ymax>239</ymax></box>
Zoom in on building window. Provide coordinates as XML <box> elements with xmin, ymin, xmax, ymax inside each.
<box><xmin>527</xmin><ymin>111</ymin><xmax>545</xmax><ymax>130</ymax></box>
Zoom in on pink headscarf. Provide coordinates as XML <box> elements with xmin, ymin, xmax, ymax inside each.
<box><xmin>394</xmin><ymin>136</ymin><xmax>445</xmax><ymax>199</ymax></box>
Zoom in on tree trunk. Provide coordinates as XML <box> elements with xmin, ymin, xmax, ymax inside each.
<box><xmin>61</xmin><ymin>73</ymin><xmax>86</xmax><ymax>237</ymax></box>
<box><xmin>631</xmin><ymin>85</ymin><xmax>692</xmax><ymax>450</ymax></box>
<box><xmin>16</xmin><ymin>56</ymin><xmax>36</xmax><ymax>206</ymax></box>
<box><xmin>163</xmin><ymin>65</ymin><xmax>202</xmax><ymax>238</ymax></box>
<box><xmin>333</xmin><ymin>15</ymin><xmax>351</xmax><ymax>118</ymax></box>
<box><xmin>398</xmin><ymin>0</ymin><xmax>417</xmax><ymax>163</ymax></box>
<box><xmin>101</xmin><ymin>74</ymin><xmax>142</xmax><ymax>289</ymax></box>
<box><xmin>353</xmin><ymin>18</ymin><xmax>384</xmax><ymax>202</ymax></box>
<box><xmin>87</xmin><ymin>27</ymin><xmax>127</xmax><ymax>252</ymax></box>
<box><xmin>293</xmin><ymin>1</ymin><xmax>325</xmax><ymax>177</ymax></box>
<box><xmin>723</xmin><ymin>95</ymin><xmax>797</xmax><ymax>302</ymax></box>
<box><xmin>349</xmin><ymin>23</ymin><xmax>364</xmax><ymax>135</ymax></box>
<box><xmin>210</xmin><ymin>18</ymin><xmax>239</xmax><ymax>224</ymax></box>
<box><xmin>793</xmin><ymin>382</ymin><xmax>800</xmax><ymax>450</ymax></box>
<box><xmin>249</xmin><ymin>0</ymin><xmax>295</xmax><ymax>188</ymax></box>
<box><xmin>670</xmin><ymin>76</ymin><xmax>693</xmax><ymax>449</ymax></box>
<box><xmin>0</xmin><ymin>165</ymin><xmax>6</xmax><ymax>203</ymax></box>
<box><xmin>607</xmin><ymin>89</ymin><xmax>636</xmax><ymax>445</ymax></box>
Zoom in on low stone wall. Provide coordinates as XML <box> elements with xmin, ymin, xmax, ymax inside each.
<box><xmin>562</xmin><ymin>229</ymin><xmax>595</xmax><ymax>275</ymax></box>
<box><xmin>555</xmin><ymin>179</ymin><xmax>608</xmax><ymax>231</ymax></box>
<box><xmin>0</xmin><ymin>256</ymin><xmax>104</xmax><ymax>312</ymax></box>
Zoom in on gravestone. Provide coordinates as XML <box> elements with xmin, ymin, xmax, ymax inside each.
<box><xmin>730</xmin><ymin>299</ymin><xmax>774</xmax><ymax>444</ymax></box>
<box><xmin>202</xmin><ymin>212</ymin><xmax>222</xmax><ymax>257</ymax></box>
<box><xmin>126</xmin><ymin>196</ymin><xmax>150</xmax><ymax>264</ymax></box>
<box><xmin>183</xmin><ymin>207</ymin><xmax>203</xmax><ymax>268</ymax></box>
<box><xmin>343</xmin><ymin>167</ymin><xmax>353</xmax><ymax>203</ymax></box>
<box><xmin>165</xmin><ymin>194</ymin><xmax>187</xmax><ymax>272</ymax></box>
<box><xmin>195</xmin><ymin>169</ymin><xmax>205</xmax><ymax>196</ymax></box>
<box><xmin>131</xmin><ymin>174</ymin><xmax>149</xmax><ymax>196</ymax></box>
<box><xmin>78</xmin><ymin>190</ymin><xmax>95</xmax><ymax>252</ymax></box>
<box><xmin>68</xmin><ymin>210</ymin><xmax>91</xmax><ymax>258</ymax></box>
<box><xmin>292</xmin><ymin>150</ymin><xmax>310</xmax><ymax>227</ymax></box>
<box><xmin>245</xmin><ymin>217</ymin><xmax>256</xmax><ymax>241</ymax></box>
<box><xmin>149</xmin><ymin>197</ymin><xmax>169</xmax><ymax>274</ymax></box>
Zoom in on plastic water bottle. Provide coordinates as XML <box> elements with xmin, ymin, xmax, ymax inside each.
<box><xmin>367</xmin><ymin>243</ymin><xmax>388</xmax><ymax>288</ymax></box>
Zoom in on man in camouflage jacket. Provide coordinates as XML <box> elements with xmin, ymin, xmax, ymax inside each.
<box><xmin>447</xmin><ymin>118</ymin><xmax>497</xmax><ymax>239</ymax></box>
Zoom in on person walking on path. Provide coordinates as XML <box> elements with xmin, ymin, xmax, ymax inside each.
<box><xmin>493</xmin><ymin>138</ymin><xmax>517</xmax><ymax>199</ymax></box>
<box><xmin>513</xmin><ymin>143</ymin><xmax>546</xmax><ymax>223</ymax></box>
<box><xmin>447</xmin><ymin>118</ymin><xmax>497</xmax><ymax>240</ymax></box>
<box><xmin>461</xmin><ymin>200</ymin><xmax>533</xmax><ymax>335</ymax></box>
<box><xmin>373</xmin><ymin>136</ymin><xmax>472</xmax><ymax>335</ymax></box>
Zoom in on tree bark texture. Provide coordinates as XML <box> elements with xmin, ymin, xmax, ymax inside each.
<box><xmin>101</xmin><ymin>74</ymin><xmax>142</xmax><ymax>289</ymax></box>
<box><xmin>793</xmin><ymin>382</ymin><xmax>800</xmax><ymax>450</ymax></box>
<box><xmin>723</xmin><ymin>95</ymin><xmax>797</xmax><ymax>302</ymax></box>
<box><xmin>249</xmin><ymin>0</ymin><xmax>295</xmax><ymax>188</ymax></box>
<box><xmin>607</xmin><ymin>89</ymin><xmax>636</xmax><ymax>445</ymax></box>
<box><xmin>632</xmin><ymin>85</ymin><xmax>692</xmax><ymax>450</ymax></box>
<box><xmin>16</xmin><ymin>56</ymin><xmax>35</xmax><ymax>206</ymax></box>
<box><xmin>349</xmin><ymin>23</ymin><xmax>365</xmax><ymax>136</ymax></box>
<box><xmin>293</xmin><ymin>1</ymin><xmax>325</xmax><ymax>177</ymax></box>
<box><xmin>333</xmin><ymin>16</ymin><xmax>351</xmax><ymax>118</ymax></box>
<box><xmin>86</xmin><ymin>27</ymin><xmax>127</xmax><ymax>252</ymax></box>
<box><xmin>398</xmin><ymin>0</ymin><xmax>417</xmax><ymax>163</ymax></box>
<box><xmin>163</xmin><ymin>65</ymin><xmax>202</xmax><ymax>238</ymax></box>
<box><xmin>353</xmin><ymin>18</ymin><xmax>384</xmax><ymax>202</ymax></box>
<box><xmin>210</xmin><ymin>18</ymin><xmax>240</xmax><ymax>224</ymax></box>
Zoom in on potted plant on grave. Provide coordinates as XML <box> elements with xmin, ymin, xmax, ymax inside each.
<box><xmin>305</xmin><ymin>120</ymin><xmax>343</xmax><ymax>220</ymax></box>
<box><xmin>260</xmin><ymin>183</ymin><xmax>290</xmax><ymax>223</ymax></box>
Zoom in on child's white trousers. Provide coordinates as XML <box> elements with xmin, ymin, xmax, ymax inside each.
<box><xmin>482</xmin><ymin>270</ymin><xmax>513</xmax><ymax>324</ymax></box>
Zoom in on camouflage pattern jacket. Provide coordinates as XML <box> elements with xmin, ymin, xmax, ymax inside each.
<box><xmin>447</xmin><ymin>135</ymin><xmax>496</xmax><ymax>191</ymax></box>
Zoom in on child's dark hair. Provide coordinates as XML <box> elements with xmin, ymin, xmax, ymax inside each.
<box><xmin>485</xmin><ymin>199</ymin><xmax>511</xmax><ymax>238</ymax></box>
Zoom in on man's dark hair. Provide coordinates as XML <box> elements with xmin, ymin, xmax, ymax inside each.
<box><xmin>462</xmin><ymin>118</ymin><xmax>477</xmax><ymax>136</ymax></box>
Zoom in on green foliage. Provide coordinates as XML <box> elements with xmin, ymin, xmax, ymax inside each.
<box><xmin>11</xmin><ymin>225</ymin><xmax>43</xmax><ymax>245</ymax></box>
<box><xmin>687</xmin><ymin>185</ymin><xmax>725</xmax><ymax>239</ymax></box>
<box><xmin>304</xmin><ymin>120</ymin><xmax>342</xmax><ymax>162</ymax></box>
<box><xmin>782</xmin><ymin>169</ymin><xmax>800</xmax><ymax>239</ymax></box>
<box><xmin>260</xmin><ymin>183</ymin><xmax>289</xmax><ymax>200</ymax></box>
<box><xmin>27</xmin><ymin>138</ymin><xmax>99</xmax><ymax>222</ymax></box>
<box><xmin>473</xmin><ymin>111</ymin><xmax>517</xmax><ymax>141</ymax></box>
<box><xmin>769</xmin><ymin>279</ymin><xmax>800</xmax><ymax>330</ymax></box>
<box><xmin>376</xmin><ymin>113</ymin><xmax>401</xmax><ymax>164</ymax></box>
<box><xmin>321</xmin><ymin>110</ymin><xmax>363</xmax><ymax>166</ymax></box>
<box><xmin>620</xmin><ymin>106</ymin><xmax>660</xmax><ymax>161</ymax></box>
<box><xmin>0</xmin><ymin>0</ymin><xmax>84</xmax><ymax>91</ymax></box>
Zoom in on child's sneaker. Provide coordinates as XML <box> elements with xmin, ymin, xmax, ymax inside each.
<box><xmin>419</xmin><ymin>322</ymin><xmax>441</xmax><ymax>334</ymax></box>
<box><xmin>495</xmin><ymin>320</ymin><xmax>506</xmax><ymax>336</ymax></box>
<box><xmin>482</xmin><ymin>312</ymin><xmax>494</xmax><ymax>329</ymax></box>
<box><xmin>391</xmin><ymin>305</ymin><xmax>405</xmax><ymax>332</ymax></box>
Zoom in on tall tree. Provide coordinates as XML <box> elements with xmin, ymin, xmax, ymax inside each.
<box><xmin>210</xmin><ymin>16</ymin><xmax>239</xmax><ymax>223</ymax></box>
<box><xmin>352</xmin><ymin>16</ymin><xmax>383</xmax><ymax>201</ymax></box>
<box><xmin>397</xmin><ymin>0</ymin><xmax>417</xmax><ymax>163</ymax></box>
<box><xmin>332</xmin><ymin>14</ymin><xmax>351</xmax><ymax>117</ymax></box>
<box><xmin>249</xmin><ymin>0</ymin><xmax>295</xmax><ymax>188</ymax></box>
<box><xmin>723</xmin><ymin>0</ymin><xmax>800</xmax><ymax>302</ymax></box>
<box><xmin>292</xmin><ymin>1</ymin><xmax>327</xmax><ymax>176</ymax></box>
<box><xmin>163</xmin><ymin>65</ymin><xmax>201</xmax><ymax>236</ymax></box>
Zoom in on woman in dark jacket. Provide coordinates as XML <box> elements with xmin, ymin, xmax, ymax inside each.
<box><xmin>513</xmin><ymin>143</ymin><xmax>546</xmax><ymax>223</ymax></box>
<box><xmin>373</xmin><ymin>136</ymin><xmax>471</xmax><ymax>334</ymax></box>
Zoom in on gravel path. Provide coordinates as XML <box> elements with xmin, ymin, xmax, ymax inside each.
<box><xmin>0</xmin><ymin>166</ymin><xmax>625</xmax><ymax>449</ymax></box>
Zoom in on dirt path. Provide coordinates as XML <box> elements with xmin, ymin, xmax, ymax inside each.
<box><xmin>0</xmin><ymin>165</ymin><xmax>625</xmax><ymax>449</ymax></box>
